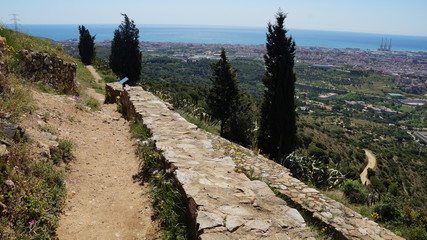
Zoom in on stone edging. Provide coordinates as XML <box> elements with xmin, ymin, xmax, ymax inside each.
<box><xmin>113</xmin><ymin>84</ymin><xmax>316</xmax><ymax>239</ymax></box>
<box><xmin>107</xmin><ymin>83</ymin><xmax>403</xmax><ymax>240</ymax></box>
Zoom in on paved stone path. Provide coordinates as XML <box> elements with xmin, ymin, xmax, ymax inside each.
<box><xmin>110</xmin><ymin>83</ymin><xmax>403</xmax><ymax>240</ymax></box>
<box><xmin>119</xmin><ymin>85</ymin><xmax>316</xmax><ymax>240</ymax></box>
<box><xmin>208</xmin><ymin>137</ymin><xmax>402</xmax><ymax>240</ymax></box>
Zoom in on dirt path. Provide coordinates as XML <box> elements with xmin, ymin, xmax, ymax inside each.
<box><xmin>86</xmin><ymin>65</ymin><xmax>103</xmax><ymax>83</ymax></box>
<box><xmin>85</xmin><ymin>65</ymin><xmax>105</xmax><ymax>103</ymax></box>
<box><xmin>19</xmin><ymin>67</ymin><xmax>159</xmax><ymax>239</ymax></box>
<box><xmin>360</xmin><ymin>149</ymin><xmax>377</xmax><ymax>185</ymax></box>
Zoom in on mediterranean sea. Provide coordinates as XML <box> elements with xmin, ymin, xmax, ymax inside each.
<box><xmin>8</xmin><ymin>24</ymin><xmax>427</xmax><ymax>52</ymax></box>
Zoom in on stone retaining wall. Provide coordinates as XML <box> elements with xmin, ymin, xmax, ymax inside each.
<box><xmin>117</xmin><ymin>84</ymin><xmax>315</xmax><ymax>239</ymax></box>
<box><xmin>19</xmin><ymin>50</ymin><xmax>77</xmax><ymax>94</ymax></box>
<box><xmin>107</xmin><ymin>83</ymin><xmax>403</xmax><ymax>240</ymax></box>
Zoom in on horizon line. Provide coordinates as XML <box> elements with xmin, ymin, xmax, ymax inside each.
<box><xmin>4</xmin><ymin>23</ymin><xmax>427</xmax><ymax>38</ymax></box>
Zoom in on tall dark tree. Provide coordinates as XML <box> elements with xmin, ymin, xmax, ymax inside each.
<box><xmin>78</xmin><ymin>25</ymin><xmax>96</xmax><ymax>65</ymax></box>
<box><xmin>109</xmin><ymin>14</ymin><xmax>142</xmax><ymax>85</ymax></box>
<box><xmin>227</xmin><ymin>92</ymin><xmax>256</xmax><ymax>147</ymax></box>
<box><xmin>258</xmin><ymin>11</ymin><xmax>297</xmax><ymax>161</ymax></box>
<box><xmin>207</xmin><ymin>49</ymin><xmax>239</xmax><ymax>136</ymax></box>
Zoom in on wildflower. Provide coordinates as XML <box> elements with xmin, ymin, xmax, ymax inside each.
<box><xmin>371</xmin><ymin>212</ymin><xmax>380</xmax><ymax>219</ymax></box>
<box><xmin>135</xmin><ymin>139</ymin><xmax>141</xmax><ymax>144</ymax></box>
<box><xmin>71</xmin><ymin>96</ymin><xmax>82</xmax><ymax>102</ymax></box>
<box><xmin>141</xmin><ymin>140</ymin><xmax>149</xmax><ymax>145</ymax></box>
<box><xmin>152</xmin><ymin>169</ymin><xmax>159</xmax><ymax>175</ymax></box>
<box><xmin>155</xmin><ymin>175</ymin><xmax>161</xmax><ymax>178</ymax></box>
<box><xmin>28</xmin><ymin>220</ymin><xmax>35</xmax><ymax>226</ymax></box>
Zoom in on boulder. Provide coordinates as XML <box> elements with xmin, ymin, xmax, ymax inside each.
<box><xmin>0</xmin><ymin>119</ymin><xmax>25</xmax><ymax>141</ymax></box>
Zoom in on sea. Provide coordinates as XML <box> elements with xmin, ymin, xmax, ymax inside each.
<box><xmin>7</xmin><ymin>24</ymin><xmax>427</xmax><ymax>52</ymax></box>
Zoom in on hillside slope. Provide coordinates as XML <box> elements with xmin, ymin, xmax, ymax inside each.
<box><xmin>0</xmin><ymin>28</ymin><xmax>158</xmax><ymax>239</ymax></box>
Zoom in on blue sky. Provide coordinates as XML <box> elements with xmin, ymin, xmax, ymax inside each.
<box><xmin>1</xmin><ymin>0</ymin><xmax>426</xmax><ymax>36</ymax></box>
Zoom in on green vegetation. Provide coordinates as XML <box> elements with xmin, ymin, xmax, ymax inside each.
<box><xmin>207</xmin><ymin>49</ymin><xmax>254</xmax><ymax>146</ymax></box>
<box><xmin>208</xmin><ymin>49</ymin><xmax>239</xmax><ymax>136</ymax></box>
<box><xmin>0</xmin><ymin>27</ymin><xmax>72</xmax><ymax>62</ymax></box>
<box><xmin>84</xmin><ymin>96</ymin><xmax>101</xmax><ymax>111</ymax></box>
<box><xmin>39</xmin><ymin>124</ymin><xmax>58</xmax><ymax>135</ymax></box>
<box><xmin>258</xmin><ymin>11</ymin><xmax>297</xmax><ymax>161</ymax></box>
<box><xmin>61</xmin><ymin>19</ymin><xmax>426</xmax><ymax>239</ymax></box>
<box><xmin>0</xmin><ymin>27</ymin><xmax>83</xmax><ymax>239</ymax></box>
<box><xmin>0</xmin><ymin>144</ymin><xmax>67</xmax><ymax>239</ymax></box>
<box><xmin>110</xmin><ymin>14</ymin><xmax>142</xmax><ymax>85</ymax></box>
<box><xmin>0</xmin><ymin>75</ymin><xmax>37</xmax><ymax>123</ymax></box>
<box><xmin>78</xmin><ymin>25</ymin><xmax>96</xmax><ymax>65</ymax></box>
<box><xmin>50</xmin><ymin>139</ymin><xmax>75</xmax><ymax>165</ymax></box>
<box><xmin>130</xmin><ymin>120</ymin><xmax>191</xmax><ymax>239</ymax></box>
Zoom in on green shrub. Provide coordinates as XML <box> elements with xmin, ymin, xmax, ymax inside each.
<box><xmin>0</xmin><ymin>144</ymin><xmax>66</xmax><ymax>239</ymax></box>
<box><xmin>374</xmin><ymin>203</ymin><xmax>402</xmax><ymax>222</ymax></box>
<box><xmin>342</xmin><ymin>179</ymin><xmax>368</xmax><ymax>204</ymax></box>
<box><xmin>50</xmin><ymin>139</ymin><xmax>74</xmax><ymax>165</ymax></box>
<box><xmin>405</xmin><ymin>225</ymin><xmax>427</xmax><ymax>240</ymax></box>
<box><xmin>104</xmin><ymin>76</ymin><xmax>117</xmax><ymax>83</ymax></box>
<box><xmin>39</xmin><ymin>125</ymin><xmax>57</xmax><ymax>135</ymax></box>
<box><xmin>283</xmin><ymin>152</ymin><xmax>344</xmax><ymax>189</ymax></box>
<box><xmin>84</xmin><ymin>97</ymin><xmax>101</xmax><ymax>111</ymax></box>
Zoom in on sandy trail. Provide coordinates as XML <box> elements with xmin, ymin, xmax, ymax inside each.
<box><xmin>360</xmin><ymin>149</ymin><xmax>377</xmax><ymax>185</ymax></box>
<box><xmin>86</xmin><ymin>65</ymin><xmax>103</xmax><ymax>83</ymax></box>
<box><xmin>37</xmin><ymin>67</ymin><xmax>158</xmax><ymax>239</ymax></box>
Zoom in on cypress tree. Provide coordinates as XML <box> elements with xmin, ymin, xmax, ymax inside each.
<box><xmin>78</xmin><ymin>25</ymin><xmax>95</xmax><ymax>65</ymax></box>
<box><xmin>258</xmin><ymin>11</ymin><xmax>297</xmax><ymax>161</ymax></box>
<box><xmin>109</xmin><ymin>14</ymin><xmax>142</xmax><ymax>85</ymax></box>
<box><xmin>207</xmin><ymin>49</ymin><xmax>239</xmax><ymax>137</ymax></box>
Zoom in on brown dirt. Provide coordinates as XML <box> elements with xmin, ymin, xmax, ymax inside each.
<box><xmin>86</xmin><ymin>65</ymin><xmax>103</xmax><ymax>83</ymax></box>
<box><xmin>21</xmin><ymin>74</ymin><xmax>159</xmax><ymax>239</ymax></box>
<box><xmin>360</xmin><ymin>149</ymin><xmax>377</xmax><ymax>185</ymax></box>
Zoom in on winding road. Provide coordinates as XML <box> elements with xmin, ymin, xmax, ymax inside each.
<box><xmin>360</xmin><ymin>149</ymin><xmax>377</xmax><ymax>185</ymax></box>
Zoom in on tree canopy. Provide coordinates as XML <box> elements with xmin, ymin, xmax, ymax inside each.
<box><xmin>258</xmin><ymin>11</ymin><xmax>297</xmax><ymax>161</ymax></box>
<box><xmin>207</xmin><ymin>49</ymin><xmax>240</xmax><ymax>137</ymax></box>
<box><xmin>109</xmin><ymin>14</ymin><xmax>142</xmax><ymax>85</ymax></box>
<box><xmin>78</xmin><ymin>25</ymin><xmax>95</xmax><ymax>65</ymax></box>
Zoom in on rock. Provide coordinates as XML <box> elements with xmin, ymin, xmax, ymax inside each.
<box><xmin>18</xmin><ymin>50</ymin><xmax>77</xmax><ymax>94</ymax></box>
<box><xmin>5</xmin><ymin>180</ymin><xmax>14</xmax><ymax>187</ymax></box>
<box><xmin>218</xmin><ymin>206</ymin><xmax>253</xmax><ymax>217</ymax></box>
<box><xmin>245</xmin><ymin>219</ymin><xmax>271</xmax><ymax>232</ymax></box>
<box><xmin>285</xmin><ymin>208</ymin><xmax>305</xmax><ymax>224</ymax></box>
<box><xmin>41</xmin><ymin>132</ymin><xmax>57</xmax><ymax>141</ymax></box>
<box><xmin>0</xmin><ymin>120</ymin><xmax>25</xmax><ymax>141</ymax></box>
<box><xmin>200</xmin><ymin>233</ymin><xmax>230</xmax><ymax>240</ymax></box>
<box><xmin>0</xmin><ymin>144</ymin><xmax>8</xmax><ymax>157</ymax></box>
<box><xmin>197</xmin><ymin>211</ymin><xmax>223</xmax><ymax>230</ymax></box>
<box><xmin>105</xmin><ymin>82</ymin><xmax>123</xmax><ymax>104</ymax></box>
<box><xmin>225</xmin><ymin>216</ymin><xmax>244</xmax><ymax>232</ymax></box>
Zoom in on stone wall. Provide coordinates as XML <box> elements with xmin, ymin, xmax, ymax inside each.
<box><xmin>107</xmin><ymin>83</ymin><xmax>403</xmax><ymax>240</ymax></box>
<box><xmin>19</xmin><ymin>50</ymin><xmax>77</xmax><ymax>94</ymax></box>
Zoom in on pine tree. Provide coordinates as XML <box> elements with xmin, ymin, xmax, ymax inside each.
<box><xmin>207</xmin><ymin>49</ymin><xmax>239</xmax><ymax>137</ymax></box>
<box><xmin>78</xmin><ymin>25</ymin><xmax>95</xmax><ymax>65</ymax></box>
<box><xmin>258</xmin><ymin>11</ymin><xmax>297</xmax><ymax>161</ymax></box>
<box><xmin>109</xmin><ymin>14</ymin><xmax>142</xmax><ymax>85</ymax></box>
